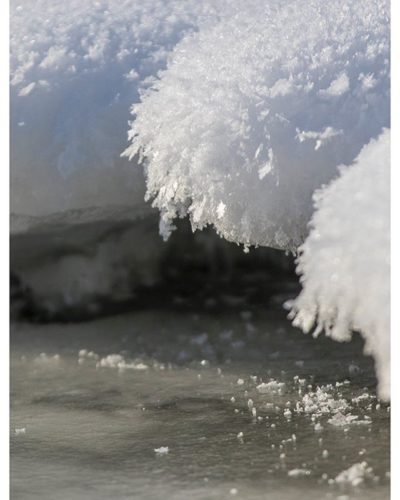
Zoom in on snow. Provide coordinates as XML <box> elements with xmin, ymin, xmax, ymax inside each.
<box><xmin>290</xmin><ymin>130</ymin><xmax>390</xmax><ymax>400</ymax></box>
<box><xmin>288</xmin><ymin>469</ymin><xmax>311</xmax><ymax>478</ymax></box>
<box><xmin>335</xmin><ymin>462</ymin><xmax>374</xmax><ymax>487</ymax></box>
<box><xmin>327</xmin><ymin>412</ymin><xmax>370</xmax><ymax>427</ymax></box>
<box><xmin>97</xmin><ymin>354</ymin><xmax>149</xmax><ymax>371</ymax></box>
<box><xmin>154</xmin><ymin>446</ymin><xmax>169</xmax><ymax>455</ymax></box>
<box><xmin>256</xmin><ymin>381</ymin><xmax>286</xmax><ymax>394</ymax></box>
<box><xmin>10</xmin><ymin>0</ymin><xmax>231</xmax><ymax>219</ymax></box>
<box><xmin>10</xmin><ymin>0</ymin><xmax>390</xmax><ymax>399</ymax></box>
<box><xmin>126</xmin><ymin>0</ymin><xmax>389</xmax><ymax>251</ymax></box>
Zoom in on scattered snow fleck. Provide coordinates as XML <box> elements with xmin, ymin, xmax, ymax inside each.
<box><xmin>335</xmin><ymin>462</ymin><xmax>373</xmax><ymax>487</ymax></box>
<box><xmin>327</xmin><ymin>412</ymin><xmax>370</xmax><ymax>427</ymax></box>
<box><xmin>154</xmin><ymin>446</ymin><xmax>169</xmax><ymax>455</ymax></box>
<box><xmin>288</xmin><ymin>468</ymin><xmax>311</xmax><ymax>478</ymax></box>
<box><xmin>256</xmin><ymin>380</ymin><xmax>286</xmax><ymax>394</ymax></box>
<box><xmin>98</xmin><ymin>354</ymin><xmax>149</xmax><ymax>371</ymax></box>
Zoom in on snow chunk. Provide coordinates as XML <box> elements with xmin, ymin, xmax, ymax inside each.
<box><xmin>256</xmin><ymin>380</ymin><xmax>286</xmax><ymax>394</ymax></box>
<box><xmin>327</xmin><ymin>412</ymin><xmax>370</xmax><ymax>427</ymax></box>
<box><xmin>288</xmin><ymin>468</ymin><xmax>311</xmax><ymax>478</ymax></box>
<box><xmin>98</xmin><ymin>354</ymin><xmax>149</xmax><ymax>371</ymax></box>
<box><xmin>154</xmin><ymin>446</ymin><xmax>169</xmax><ymax>455</ymax></box>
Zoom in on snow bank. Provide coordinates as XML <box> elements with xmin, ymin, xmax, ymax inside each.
<box><xmin>11</xmin><ymin>0</ymin><xmax>230</xmax><ymax>218</ymax></box>
<box><xmin>290</xmin><ymin>130</ymin><xmax>390</xmax><ymax>400</ymax></box>
<box><xmin>126</xmin><ymin>0</ymin><xmax>389</xmax><ymax>250</ymax></box>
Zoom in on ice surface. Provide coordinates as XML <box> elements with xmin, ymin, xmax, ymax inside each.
<box><xmin>10</xmin><ymin>308</ymin><xmax>389</xmax><ymax>499</ymax></box>
<box><xmin>290</xmin><ymin>130</ymin><xmax>390</xmax><ymax>400</ymax></box>
<box><xmin>126</xmin><ymin>0</ymin><xmax>389</xmax><ymax>250</ymax></box>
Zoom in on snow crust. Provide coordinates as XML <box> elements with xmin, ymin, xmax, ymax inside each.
<box><xmin>126</xmin><ymin>0</ymin><xmax>389</xmax><ymax>250</ymax></box>
<box><xmin>290</xmin><ymin>130</ymin><xmax>390</xmax><ymax>400</ymax></box>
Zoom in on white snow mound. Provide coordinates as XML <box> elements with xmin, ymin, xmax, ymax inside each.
<box><xmin>125</xmin><ymin>0</ymin><xmax>389</xmax><ymax>250</ymax></box>
<box><xmin>290</xmin><ymin>130</ymin><xmax>390</xmax><ymax>400</ymax></box>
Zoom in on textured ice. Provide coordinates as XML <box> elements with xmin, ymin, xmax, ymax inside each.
<box><xmin>290</xmin><ymin>130</ymin><xmax>390</xmax><ymax>400</ymax></box>
<box><xmin>126</xmin><ymin>0</ymin><xmax>389</xmax><ymax>250</ymax></box>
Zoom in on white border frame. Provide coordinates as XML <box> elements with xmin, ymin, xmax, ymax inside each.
<box><xmin>0</xmin><ymin>0</ymin><xmax>10</xmax><ymax>497</ymax></box>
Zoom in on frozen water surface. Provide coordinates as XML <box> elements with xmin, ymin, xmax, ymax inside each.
<box><xmin>11</xmin><ymin>301</ymin><xmax>389</xmax><ymax>500</ymax></box>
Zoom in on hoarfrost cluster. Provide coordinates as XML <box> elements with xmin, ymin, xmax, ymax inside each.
<box><xmin>126</xmin><ymin>0</ymin><xmax>389</xmax><ymax>249</ymax></box>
